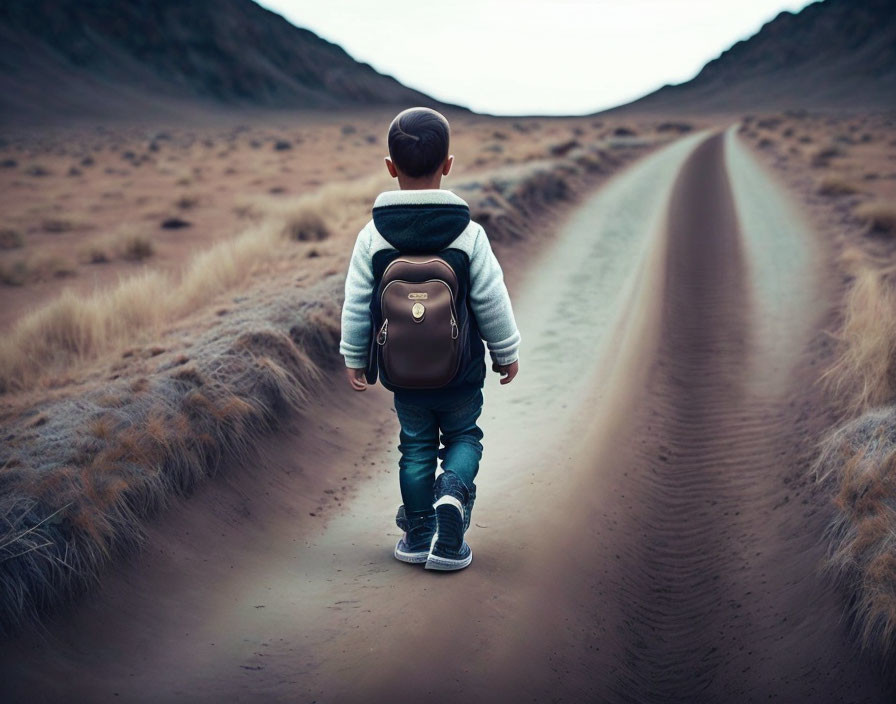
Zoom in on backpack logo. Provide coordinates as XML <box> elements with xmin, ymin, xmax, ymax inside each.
<box><xmin>408</xmin><ymin>292</ymin><xmax>428</xmax><ymax>300</ymax></box>
<box><xmin>411</xmin><ymin>302</ymin><xmax>425</xmax><ymax>320</ymax></box>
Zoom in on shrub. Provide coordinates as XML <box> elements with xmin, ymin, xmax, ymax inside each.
<box><xmin>83</xmin><ymin>244</ymin><xmax>111</xmax><ymax>264</ymax></box>
<box><xmin>824</xmin><ymin>267</ymin><xmax>896</xmax><ymax>413</ymax></box>
<box><xmin>854</xmin><ymin>202</ymin><xmax>896</xmax><ymax>238</ymax></box>
<box><xmin>284</xmin><ymin>210</ymin><xmax>329</xmax><ymax>242</ymax></box>
<box><xmin>811</xmin><ymin>144</ymin><xmax>844</xmax><ymax>167</ymax></box>
<box><xmin>160</xmin><ymin>217</ymin><xmax>191</xmax><ymax>230</ymax></box>
<box><xmin>656</xmin><ymin>122</ymin><xmax>693</xmax><ymax>133</ymax></box>
<box><xmin>175</xmin><ymin>195</ymin><xmax>199</xmax><ymax>210</ymax></box>
<box><xmin>0</xmin><ymin>228</ymin><xmax>24</xmax><ymax>249</ymax></box>
<box><xmin>121</xmin><ymin>235</ymin><xmax>155</xmax><ymax>262</ymax></box>
<box><xmin>756</xmin><ymin>117</ymin><xmax>782</xmax><ymax>130</ymax></box>
<box><xmin>815</xmin><ymin>409</ymin><xmax>896</xmax><ymax>655</ymax></box>
<box><xmin>30</xmin><ymin>254</ymin><xmax>76</xmax><ymax>281</ymax></box>
<box><xmin>0</xmin><ymin>260</ymin><xmax>28</xmax><ymax>286</ymax></box>
<box><xmin>549</xmin><ymin>140</ymin><xmax>580</xmax><ymax>157</ymax></box>
<box><xmin>42</xmin><ymin>219</ymin><xmax>78</xmax><ymax>234</ymax></box>
<box><xmin>817</xmin><ymin>176</ymin><xmax>860</xmax><ymax>197</ymax></box>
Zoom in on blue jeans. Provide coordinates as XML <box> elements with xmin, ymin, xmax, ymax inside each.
<box><xmin>393</xmin><ymin>388</ymin><xmax>484</xmax><ymax>516</ymax></box>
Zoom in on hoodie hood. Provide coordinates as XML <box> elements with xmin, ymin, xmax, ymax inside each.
<box><xmin>372</xmin><ymin>189</ymin><xmax>471</xmax><ymax>253</ymax></box>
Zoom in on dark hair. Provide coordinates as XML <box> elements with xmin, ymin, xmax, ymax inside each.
<box><xmin>387</xmin><ymin>107</ymin><xmax>450</xmax><ymax>179</ymax></box>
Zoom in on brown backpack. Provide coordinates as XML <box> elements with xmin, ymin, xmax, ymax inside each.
<box><xmin>374</xmin><ymin>254</ymin><xmax>464</xmax><ymax>389</ymax></box>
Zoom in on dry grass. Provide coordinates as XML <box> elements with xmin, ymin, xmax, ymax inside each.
<box><xmin>819</xmin><ymin>227</ymin><xmax>896</xmax><ymax>660</ymax></box>
<box><xmin>815</xmin><ymin>410</ymin><xmax>896</xmax><ymax>655</ymax></box>
<box><xmin>284</xmin><ymin>209</ymin><xmax>329</xmax><ymax>242</ymax></box>
<box><xmin>0</xmin><ymin>254</ymin><xmax>76</xmax><ymax>286</ymax></box>
<box><xmin>174</xmin><ymin>194</ymin><xmax>200</xmax><ymax>210</ymax></box>
<box><xmin>42</xmin><ymin>218</ymin><xmax>84</xmax><ymax>234</ymax></box>
<box><xmin>817</xmin><ymin>174</ymin><xmax>861</xmax><ymax>197</ymax></box>
<box><xmin>854</xmin><ymin>201</ymin><xmax>896</xmax><ymax>238</ymax></box>
<box><xmin>0</xmin><ymin>276</ymin><xmax>342</xmax><ymax>634</ymax></box>
<box><xmin>455</xmin><ymin>156</ymin><xmax>594</xmax><ymax>244</ymax></box>
<box><xmin>120</xmin><ymin>234</ymin><xmax>154</xmax><ymax>262</ymax></box>
<box><xmin>81</xmin><ymin>229</ymin><xmax>156</xmax><ymax>264</ymax></box>
<box><xmin>823</xmin><ymin>267</ymin><xmax>896</xmax><ymax>414</ymax></box>
<box><xmin>0</xmin><ymin>228</ymin><xmax>24</xmax><ymax>250</ymax></box>
<box><xmin>0</xmin><ymin>177</ymin><xmax>387</xmax><ymax>393</ymax></box>
<box><xmin>810</xmin><ymin>144</ymin><xmax>845</xmax><ymax>167</ymax></box>
<box><xmin>0</xmin><ymin>260</ymin><xmax>28</xmax><ymax>286</ymax></box>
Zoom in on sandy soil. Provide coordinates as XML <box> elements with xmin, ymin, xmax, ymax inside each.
<box><xmin>0</xmin><ymin>111</ymin><xmax>668</xmax><ymax>331</ymax></box>
<box><xmin>1</xmin><ymin>129</ymin><xmax>893</xmax><ymax>702</ymax></box>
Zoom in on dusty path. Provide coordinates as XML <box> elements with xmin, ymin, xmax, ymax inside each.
<box><xmin>2</xmin><ymin>130</ymin><xmax>893</xmax><ymax>703</ymax></box>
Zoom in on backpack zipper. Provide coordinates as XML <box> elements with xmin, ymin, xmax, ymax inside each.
<box><xmin>377</xmin><ymin>319</ymin><xmax>388</xmax><ymax>345</ymax></box>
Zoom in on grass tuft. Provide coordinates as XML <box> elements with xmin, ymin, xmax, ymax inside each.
<box><xmin>854</xmin><ymin>202</ymin><xmax>896</xmax><ymax>238</ymax></box>
<box><xmin>823</xmin><ymin>267</ymin><xmax>896</xmax><ymax>414</ymax></box>
<box><xmin>0</xmin><ymin>260</ymin><xmax>29</xmax><ymax>286</ymax></box>
<box><xmin>284</xmin><ymin>210</ymin><xmax>329</xmax><ymax>242</ymax></box>
<box><xmin>120</xmin><ymin>234</ymin><xmax>155</xmax><ymax>262</ymax></box>
<box><xmin>815</xmin><ymin>411</ymin><xmax>896</xmax><ymax>655</ymax></box>
<box><xmin>0</xmin><ymin>229</ymin><xmax>24</xmax><ymax>249</ymax></box>
<box><xmin>817</xmin><ymin>175</ymin><xmax>861</xmax><ymax>197</ymax></box>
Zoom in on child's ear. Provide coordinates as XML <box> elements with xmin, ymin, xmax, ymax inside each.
<box><xmin>384</xmin><ymin>156</ymin><xmax>398</xmax><ymax>178</ymax></box>
<box><xmin>442</xmin><ymin>155</ymin><xmax>454</xmax><ymax>176</ymax></box>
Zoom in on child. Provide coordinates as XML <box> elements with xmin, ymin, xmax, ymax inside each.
<box><xmin>339</xmin><ymin>107</ymin><xmax>520</xmax><ymax>571</ymax></box>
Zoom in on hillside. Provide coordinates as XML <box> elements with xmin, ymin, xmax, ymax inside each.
<box><xmin>612</xmin><ymin>0</ymin><xmax>896</xmax><ymax>114</ymax></box>
<box><xmin>0</xmin><ymin>0</ymin><xmax>450</xmax><ymax>124</ymax></box>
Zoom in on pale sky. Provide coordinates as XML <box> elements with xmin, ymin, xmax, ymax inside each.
<box><xmin>257</xmin><ymin>0</ymin><xmax>817</xmax><ymax>115</ymax></box>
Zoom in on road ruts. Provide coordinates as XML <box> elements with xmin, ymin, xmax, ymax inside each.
<box><xmin>604</xmin><ymin>132</ymin><xmax>890</xmax><ymax>703</ymax></box>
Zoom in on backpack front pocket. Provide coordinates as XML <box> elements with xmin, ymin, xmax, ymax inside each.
<box><xmin>378</xmin><ymin>278</ymin><xmax>461</xmax><ymax>388</ymax></box>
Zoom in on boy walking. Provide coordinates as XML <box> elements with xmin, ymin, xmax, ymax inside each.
<box><xmin>339</xmin><ymin>107</ymin><xmax>520</xmax><ymax>571</ymax></box>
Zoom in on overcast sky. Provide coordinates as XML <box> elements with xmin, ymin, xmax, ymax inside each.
<box><xmin>257</xmin><ymin>0</ymin><xmax>816</xmax><ymax>115</ymax></box>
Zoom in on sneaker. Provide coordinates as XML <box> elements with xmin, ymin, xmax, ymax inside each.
<box><xmin>425</xmin><ymin>495</ymin><xmax>473</xmax><ymax>571</ymax></box>
<box><xmin>393</xmin><ymin>505</ymin><xmax>436</xmax><ymax>564</ymax></box>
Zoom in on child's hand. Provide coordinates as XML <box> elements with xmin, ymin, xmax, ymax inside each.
<box><xmin>345</xmin><ymin>367</ymin><xmax>367</xmax><ymax>392</ymax></box>
<box><xmin>492</xmin><ymin>360</ymin><xmax>519</xmax><ymax>385</ymax></box>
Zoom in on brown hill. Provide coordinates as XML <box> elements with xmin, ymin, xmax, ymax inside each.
<box><xmin>0</xmin><ymin>0</ymin><xmax>455</xmax><ymax>124</ymax></box>
<box><xmin>610</xmin><ymin>0</ymin><xmax>896</xmax><ymax>114</ymax></box>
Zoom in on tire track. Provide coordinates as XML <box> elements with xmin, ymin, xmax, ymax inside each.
<box><xmin>609</xmin><ymin>131</ymin><xmax>763</xmax><ymax>700</ymax></box>
<box><xmin>605</xmin><ymin>132</ymin><xmax>889</xmax><ymax>703</ymax></box>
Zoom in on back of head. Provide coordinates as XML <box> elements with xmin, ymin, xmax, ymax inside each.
<box><xmin>387</xmin><ymin>107</ymin><xmax>450</xmax><ymax>179</ymax></box>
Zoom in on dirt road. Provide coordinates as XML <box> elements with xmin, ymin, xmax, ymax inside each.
<box><xmin>2</xmin><ymin>130</ymin><xmax>893</xmax><ymax>703</ymax></box>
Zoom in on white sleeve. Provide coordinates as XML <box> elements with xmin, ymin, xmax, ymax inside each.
<box><xmin>339</xmin><ymin>227</ymin><xmax>374</xmax><ymax>368</ymax></box>
<box><xmin>468</xmin><ymin>226</ymin><xmax>521</xmax><ymax>365</ymax></box>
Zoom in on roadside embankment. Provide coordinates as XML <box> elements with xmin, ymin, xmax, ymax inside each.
<box><xmin>0</xmin><ymin>129</ymin><xmax>668</xmax><ymax>635</ymax></box>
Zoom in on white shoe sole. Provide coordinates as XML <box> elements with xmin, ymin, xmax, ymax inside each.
<box><xmin>393</xmin><ymin>539</ymin><xmax>429</xmax><ymax>564</ymax></box>
<box><xmin>426</xmin><ymin>499</ymin><xmax>473</xmax><ymax>571</ymax></box>
<box><xmin>424</xmin><ymin>549</ymin><xmax>473</xmax><ymax>571</ymax></box>
<box><xmin>424</xmin><ymin>530</ymin><xmax>473</xmax><ymax>571</ymax></box>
